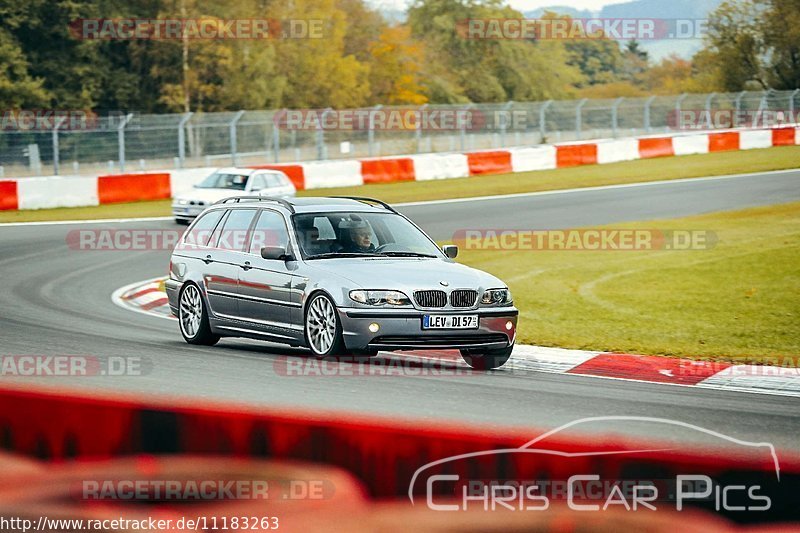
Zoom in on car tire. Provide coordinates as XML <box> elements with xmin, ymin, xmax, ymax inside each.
<box><xmin>178</xmin><ymin>283</ymin><xmax>221</xmax><ymax>346</ymax></box>
<box><xmin>460</xmin><ymin>344</ymin><xmax>513</xmax><ymax>370</ymax></box>
<box><xmin>304</xmin><ymin>292</ymin><xmax>345</xmax><ymax>359</ymax></box>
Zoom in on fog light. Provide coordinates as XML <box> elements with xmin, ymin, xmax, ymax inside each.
<box><xmin>369</xmin><ymin>322</ymin><xmax>380</xmax><ymax>333</ymax></box>
<box><xmin>505</xmin><ymin>321</ymin><xmax>513</xmax><ymax>331</ymax></box>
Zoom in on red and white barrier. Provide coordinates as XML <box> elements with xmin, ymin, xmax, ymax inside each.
<box><xmin>1</xmin><ymin>126</ymin><xmax>798</xmax><ymax>211</ymax></box>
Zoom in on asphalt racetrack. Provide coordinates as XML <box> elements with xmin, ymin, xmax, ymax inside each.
<box><xmin>1</xmin><ymin>169</ymin><xmax>799</xmax><ymax>451</ymax></box>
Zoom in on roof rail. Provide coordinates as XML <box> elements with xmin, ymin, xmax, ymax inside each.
<box><xmin>330</xmin><ymin>196</ymin><xmax>398</xmax><ymax>213</ymax></box>
<box><xmin>213</xmin><ymin>196</ymin><xmax>295</xmax><ymax>213</ymax></box>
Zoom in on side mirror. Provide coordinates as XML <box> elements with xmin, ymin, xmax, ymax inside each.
<box><xmin>442</xmin><ymin>245</ymin><xmax>458</xmax><ymax>259</ymax></box>
<box><xmin>261</xmin><ymin>246</ymin><xmax>294</xmax><ymax>261</ymax></box>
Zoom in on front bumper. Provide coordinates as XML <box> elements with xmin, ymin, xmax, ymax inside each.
<box><xmin>171</xmin><ymin>204</ymin><xmax>206</xmax><ymax>221</ymax></box>
<box><xmin>338</xmin><ymin>307</ymin><xmax>518</xmax><ymax>351</ymax></box>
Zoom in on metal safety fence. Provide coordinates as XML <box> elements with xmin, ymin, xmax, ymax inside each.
<box><xmin>0</xmin><ymin>89</ymin><xmax>797</xmax><ymax>178</ymax></box>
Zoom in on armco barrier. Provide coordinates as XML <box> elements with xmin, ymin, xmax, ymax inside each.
<box><xmin>0</xmin><ymin>384</ymin><xmax>799</xmax><ymax>523</ymax></box>
<box><xmin>709</xmin><ymin>131</ymin><xmax>740</xmax><ymax>152</ymax></box>
<box><xmin>466</xmin><ymin>150</ymin><xmax>513</xmax><ymax>175</ymax></box>
<box><xmin>639</xmin><ymin>137</ymin><xmax>675</xmax><ymax>159</ymax></box>
<box><xmin>556</xmin><ymin>142</ymin><xmax>598</xmax><ymax>167</ymax></box>
<box><xmin>17</xmin><ymin>175</ymin><xmax>99</xmax><ymax>209</ymax></box>
<box><xmin>772</xmin><ymin>127</ymin><xmax>797</xmax><ymax>146</ymax></box>
<box><xmin>98</xmin><ymin>172</ymin><xmax>171</xmax><ymax>204</ymax></box>
<box><xmin>1</xmin><ymin>126</ymin><xmax>798</xmax><ymax>210</ymax></box>
<box><xmin>361</xmin><ymin>158</ymin><xmax>415</xmax><ymax>184</ymax></box>
<box><xmin>0</xmin><ymin>180</ymin><xmax>18</xmax><ymax>211</ymax></box>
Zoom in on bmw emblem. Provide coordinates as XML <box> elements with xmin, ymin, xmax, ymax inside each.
<box><xmin>440</xmin><ymin>281</ymin><xmax>449</xmax><ymax>287</ymax></box>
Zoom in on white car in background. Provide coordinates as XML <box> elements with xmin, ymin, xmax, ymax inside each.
<box><xmin>172</xmin><ymin>167</ymin><xmax>296</xmax><ymax>224</ymax></box>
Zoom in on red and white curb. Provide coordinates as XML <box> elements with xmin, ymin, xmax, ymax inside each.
<box><xmin>113</xmin><ymin>278</ymin><xmax>800</xmax><ymax>397</ymax></box>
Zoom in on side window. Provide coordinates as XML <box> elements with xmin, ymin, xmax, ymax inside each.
<box><xmin>183</xmin><ymin>209</ymin><xmax>225</xmax><ymax>248</ymax></box>
<box><xmin>211</xmin><ymin>209</ymin><xmax>257</xmax><ymax>251</ymax></box>
<box><xmin>265</xmin><ymin>174</ymin><xmax>282</xmax><ymax>188</ymax></box>
<box><xmin>249</xmin><ymin>174</ymin><xmax>267</xmax><ymax>191</ymax></box>
<box><xmin>249</xmin><ymin>210</ymin><xmax>290</xmax><ymax>255</ymax></box>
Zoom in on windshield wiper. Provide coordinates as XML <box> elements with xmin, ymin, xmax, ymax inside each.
<box><xmin>376</xmin><ymin>251</ymin><xmax>437</xmax><ymax>258</ymax></box>
<box><xmin>305</xmin><ymin>252</ymin><xmax>383</xmax><ymax>260</ymax></box>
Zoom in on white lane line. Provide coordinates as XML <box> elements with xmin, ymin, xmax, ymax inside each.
<box><xmin>395</xmin><ymin>168</ymin><xmax>800</xmax><ymax>207</ymax></box>
<box><xmin>0</xmin><ymin>216</ymin><xmax>173</xmax><ymax>227</ymax></box>
<box><xmin>3</xmin><ymin>168</ymin><xmax>798</xmax><ymax>227</ymax></box>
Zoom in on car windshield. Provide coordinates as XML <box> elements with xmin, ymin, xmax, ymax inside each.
<box><xmin>195</xmin><ymin>172</ymin><xmax>249</xmax><ymax>190</ymax></box>
<box><xmin>293</xmin><ymin>211</ymin><xmax>443</xmax><ymax>259</ymax></box>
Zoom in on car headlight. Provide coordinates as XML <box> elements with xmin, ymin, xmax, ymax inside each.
<box><xmin>481</xmin><ymin>288</ymin><xmax>512</xmax><ymax>306</ymax></box>
<box><xmin>176</xmin><ymin>199</ymin><xmax>188</xmax><ymax>205</ymax></box>
<box><xmin>349</xmin><ymin>290</ymin><xmax>411</xmax><ymax>306</ymax></box>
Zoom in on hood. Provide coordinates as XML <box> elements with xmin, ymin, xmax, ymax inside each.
<box><xmin>175</xmin><ymin>188</ymin><xmax>244</xmax><ymax>204</ymax></box>
<box><xmin>304</xmin><ymin>257</ymin><xmax>506</xmax><ymax>294</ymax></box>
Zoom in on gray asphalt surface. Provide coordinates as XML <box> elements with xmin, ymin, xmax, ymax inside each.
<box><xmin>1</xmin><ymin>170</ymin><xmax>799</xmax><ymax>453</ymax></box>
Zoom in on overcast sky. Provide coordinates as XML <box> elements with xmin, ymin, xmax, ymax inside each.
<box><xmin>370</xmin><ymin>0</ymin><xmax>626</xmax><ymax>13</ymax></box>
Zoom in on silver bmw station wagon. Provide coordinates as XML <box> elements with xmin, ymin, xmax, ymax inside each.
<box><xmin>166</xmin><ymin>196</ymin><xmax>518</xmax><ymax>370</ymax></box>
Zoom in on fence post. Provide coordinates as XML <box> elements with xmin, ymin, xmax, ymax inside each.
<box><xmin>611</xmin><ymin>97</ymin><xmax>624</xmax><ymax>138</ymax></box>
<box><xmin>734</xmin><ymin>91</ymin><xmax>747</xmax><ymax>128</ymax></box>
<box><xmin>52</xmin><ymin>116</ymin><xmax>67</xmax><ymax>176</ymax></box>
<box><xmin>644</xmin><ymin>95</ymin><xmax>656</xmax><ymax>133</ymax></box>
<box><xmin>229</xmin><ymin>110</ymin><xmax>245</xmax><ymax>165</ymax></box>
<box><xmin>499</xmin><ymin>101</ymin><xmax>513</xmax><ymax>148</ymax></box>
<box><xmin>415</xmin><ymin>104</ymin><xmax>428</xmax><ymax>153</ymax></box>
<box><xmin>272</xmin><ymin>112</ymin><xmax>281</xmax><ymax>163</ymax></box>
<box><xmin>177</xmin><ymin>112</ymin><xmax>193</xmax><ymax>169</ymax></box>
<box><xmin>317</xmin><ymin>108</ymin><xmax>332</xmax><ymax>160</ymax></box>
<box><xmin>117</xmin><ymin>113</ymin><xmax>133</xmax><ymax>172</ymax></box>
<box><xmin>539</xmin><ymin>100</ymin><xmax>552</xmax><ymax>142</ymax></box>
<box><xmin>368</xmin><ymin>105</ymin><xmax>382</xmax><ymax>157</ymax></box>
<box><xmin>704</xmin><ymin>92</ymin><xmax>716</xmax><ymax>129</ymax></box>
<box><xmin>789</xmin><ymin>89</ymin><xmax>799</xmax><ymax>124</ymax></box>
<box><xmin>575</xmin><ymin>98</ymin><xmax>587</xmax><ymax>140</ymax></box>
<box><xmin>753</xmin><ymin>90</ymin><xmax>768</xmax><ymax>128</ymax></box>
<box><xmin>674</xmin><ymin>93</ymin><xmax>688</xmax><ymax>130</ymax></box>
<box><xmin>460</xmin><ymin>104</ymin><xmax>473</xmax><ymax>151</ymax></box>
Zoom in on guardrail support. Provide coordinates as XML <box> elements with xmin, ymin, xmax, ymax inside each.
<box><xmin>539</xmin><ymin>100</ymin><xmax>552</xmax><ymax>142</ymax></box>
<box><xmin>734</xmin><ymin>91</ymin><xmax>747</xmax><ymax>128</ymax></box>
<box><xmin>460</xmin><ymin>104</ymin><xmax>473</xmax><ymax>151</ymax></box>
<box><xmin>643</xmin><ymin>95</ymin><xmax>656</xmax><ymax>132</ymax></box>
<box><xmin>229</xmin><ymin>110</ymin><xmax>245</xmax><ymax>165</ymax></box>
<box><xmin>117</xmin><ymin>113</ymin><xmax>133</xmax><ymax>172</ymax></box>
<box><xmin>705</xmin><ymin>92</ymin><xmax>716</xmax><ymax>129</ymax></box>
<box><xmin>368</xmin><ymin>105</ymin><xmax>382</xmax><ymax>157</ymax></box>
<box><xmin>316</xmin><ymin>108</ymin><xmax>333</xmax><ymax>160</ymax></box>
<box><xmin>415</xmin><ymin>104</ymin><xmax>428</xmax><ymax>153</ymax></box>
<box><xmin>611</xmin><ymin>97</ymin><xmax>624</xmax><ymax>138</ymax></box>
<box><xmin>177</xmin><ymin>112</ymin><xmax>193</xmax><ymax>169</ymax></box>
<box><xmin>789</xmin><ymin>89</ymin><xmax>799</xmax><ymax>124</ymax></box>
<box><xmin>674</xmin><ymin>93</ymin><xmax>688</xmax><ymax>130</ymax></box>
<box><xmin>575</xmin><ymin>98</ymin><xmax>588</xmax><ymax>140</ymax></box>
<box><xmin>499</xmin><ymin>101</ymin><xmax>513</xmax><ymax>147</ymax></box>
<box><xmin>52</xmin><ymin>116</ymin><xmax>67</xmax><ymax>176</ymax></box>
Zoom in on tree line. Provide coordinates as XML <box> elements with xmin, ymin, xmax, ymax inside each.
<box><xmin>0</xmin><ymin>0</ymin><xmax>796</xmax><ymax>113</ymax></box>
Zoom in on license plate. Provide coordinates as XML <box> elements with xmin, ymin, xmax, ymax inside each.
<box><xmin>422</xmin><ymin>314</ymin><xmax>479</xmax><ymax>329</ymax></box>
<box><xmin>174</xmin><ymin>208</ymin><xmax>187</xmax><ymax>214</ymax></box>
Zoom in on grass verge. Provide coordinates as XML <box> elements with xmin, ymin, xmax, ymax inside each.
<box><xmin>1</xmin><ymin>145</ymin><xmax>798</xmax><ymax>223</ymax></box>
<box><xmin>455</xmin><ymin>202</ymin><xmax>800</xmax><ymax>364</ymax></box>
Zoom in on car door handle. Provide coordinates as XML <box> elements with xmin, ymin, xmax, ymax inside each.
<box><xmin>241</xmin><ymin>261</ymin><xmax>251</xmax><ymax>271</ymax></box>
<box><xmin>204</xmin><ymin>254</ymin><xmax>213</xmax><ymax>264</ymax></box>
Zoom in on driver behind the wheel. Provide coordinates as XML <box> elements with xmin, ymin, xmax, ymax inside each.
<box><xmin>337</xmin><ymin>218</ymin><xmax>376</xmax><ymax>253</ymax></box>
